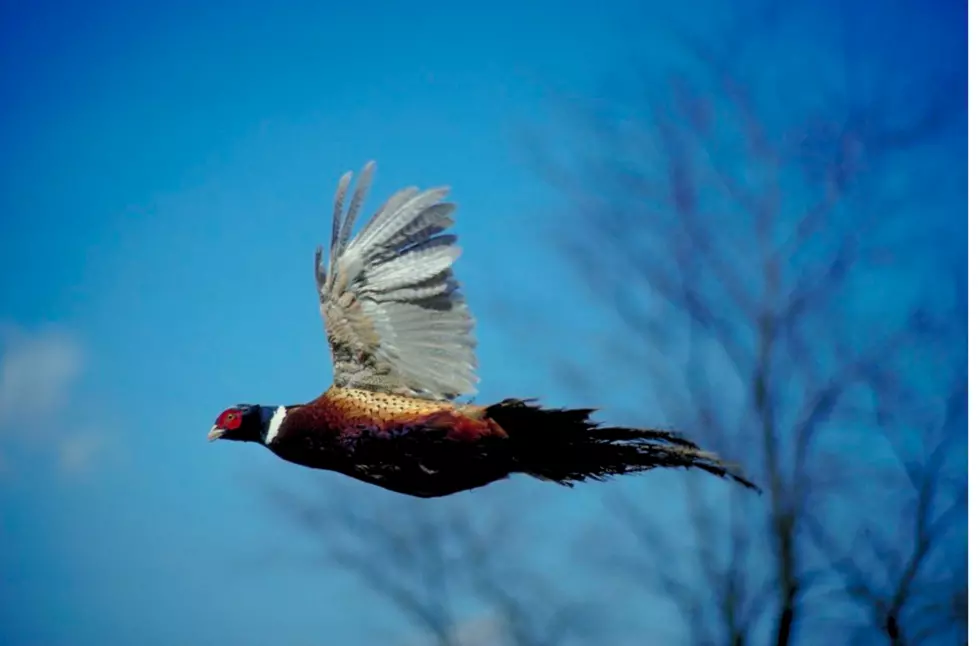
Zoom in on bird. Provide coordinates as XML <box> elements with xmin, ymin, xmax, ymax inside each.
<box><xmin>207</xmin><ymin>161</ymin><xmax>759</xmax><ymax>498</ymax></box>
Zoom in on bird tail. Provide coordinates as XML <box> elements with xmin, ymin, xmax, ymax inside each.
<box><xmin>484</xmin><ymin>399</ymin><xmax>760</xmax><ymax>492</ymax></box>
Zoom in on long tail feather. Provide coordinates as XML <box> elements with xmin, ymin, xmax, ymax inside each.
<box><xmin>486</xmin><ymin>399</ymin><xmax>760</xmax><ymax>492</ymax></box>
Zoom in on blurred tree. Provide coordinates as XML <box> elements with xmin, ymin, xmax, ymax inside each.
<box><xmin>269</xmin><ymin>481</ymin><xmax>600</xmax><ymax>646</ymax></box>
<box><xmin>526</xmin><ymin>2</ymin><xmax>965</xmax><ymax>645</ymax></box>
<box><xmin>268</xmin><ymin>3</ymin><xmax>964</xmax><ymax>645</ymax></box>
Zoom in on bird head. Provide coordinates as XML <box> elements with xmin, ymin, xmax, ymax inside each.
<box><xmin>207</xmin><ymin>404</ymin><xmax>265</xmax><ymax>443</ymax></box>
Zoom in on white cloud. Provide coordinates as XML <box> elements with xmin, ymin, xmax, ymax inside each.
<box><xmin>57</xmin><ymin>432</ymin><xmax>104</xmax><ymax>474</ymax></box>
<box><xmin>0</xmin><ymin>324</ymin><xmax>102</xmax><ymax>474</ymax></box>
<box><xmin>402</xmin><ymin>614</ymin><xmax>507</xmax><ymax>646</ymax></box>
<box><xmin>0</xmin><ymin>324</ymin><xmax>83</xmax><ymax>428</ymax></box>
<box><xmin>449</xmin><ymin>615</ymin><xmax>507</xmax><ymax>646</ymax></box>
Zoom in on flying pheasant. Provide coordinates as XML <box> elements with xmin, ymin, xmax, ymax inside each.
<box><xmin>208</xmin><ymin>162</ymin><xmax>759</xmax><ymax>497</ymax></box>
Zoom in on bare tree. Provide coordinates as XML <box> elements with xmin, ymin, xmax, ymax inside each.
<box><xmin>269</xmin><ymin>481</ymin><xmax>600</xmax><ymax>646</ymax></box>
<box><xmin>528</xmin><ymin>3</ymin><xmax>965</xmax><ymax>646</ymax></box>
<box><xmin>259</xmin><ymin>5</ymin><xmax>963</xmax><ymax>644</ymax></box>
<box><xmin>807</xmin><ymin>391</ymin><xmax>967</xmax><ymax>646</ymax></box>
<box><xmin>806</xmin><ymin>269</ymin><xmax>967</xmax><ymax>646</ymax></box>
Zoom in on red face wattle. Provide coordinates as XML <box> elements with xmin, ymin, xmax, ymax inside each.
<box><xmin>208</xmin><ymin>408</ymin><xmax>244</xmax><ymax>441</ymax></box>
<box><xmin>215</xmin><ymin>408</ymin><xmax>243</xmax><ymax>431</ymax></box>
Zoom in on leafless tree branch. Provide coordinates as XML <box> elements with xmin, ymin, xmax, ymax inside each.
<box><xmin>528</xmin><ymin>4</ymin><xmax>964</xmax><ymax>646</ymax></box>
<box><xmin>269</xmin><ymin>484</ymin><xmax>594</xmax><ymax>646</ymax></box>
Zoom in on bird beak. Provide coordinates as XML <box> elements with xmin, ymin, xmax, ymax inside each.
<box><xmin>207</xmin><ymin>426</ymin><xmax>225</xmax><ymax>442</ymax></box>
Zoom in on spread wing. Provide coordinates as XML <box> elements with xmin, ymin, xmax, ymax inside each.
<box><xmin>314</xmin><ymin>161</ymin><xmax>478</xmax><ymax>400</ymax></box>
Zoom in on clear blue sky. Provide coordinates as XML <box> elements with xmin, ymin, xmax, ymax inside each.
<box><xmin>0</xmin><ymin>0</ymin><xmax>964</xmax><ymax>644</ymax></box>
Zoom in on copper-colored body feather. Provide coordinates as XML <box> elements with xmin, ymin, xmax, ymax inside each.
<box><xmin>282</xmin><ymin>387</ymin><xmax>503</xmax><ymax>443</ymax></box>
<box><xmin>267</xmin><ymin>390</ymin><xmax>758</xmax><ymax>497</ymax></box>
<box><xmin>323</xmin><ymin>386</ymin><xmax>456</xmax><ymax>421</ymax></box>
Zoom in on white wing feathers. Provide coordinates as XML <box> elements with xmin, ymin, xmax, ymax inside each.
<box><xmin>315</xmin><ymin>161</ymin><xmax>478</xmax><ymax>400</ymax></box>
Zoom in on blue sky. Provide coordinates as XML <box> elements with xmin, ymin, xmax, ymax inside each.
<box><xmin>0</xmin><ymin>0</ymin><xmax>965</xmax><ymax>644</ymax></box>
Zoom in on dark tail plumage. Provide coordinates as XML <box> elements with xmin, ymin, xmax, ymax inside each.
<box><xmin>486</xmin><ymin>399</ymin><xmax>760</xmax><ymax>492</ymax></box>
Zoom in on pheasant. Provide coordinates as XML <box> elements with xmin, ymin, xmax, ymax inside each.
<box><xmin>208</xmin><ymin>162</ymin><xmax>759</xmax><ymax>498</ymax></box>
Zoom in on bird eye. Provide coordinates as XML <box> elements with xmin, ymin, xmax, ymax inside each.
<box><xmin>226</xmin><ymin>413</ymin><xmax>235</xmax><ymax>421</ymax></box>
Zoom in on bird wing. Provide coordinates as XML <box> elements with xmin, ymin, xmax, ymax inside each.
<box><xmin>314</xmin><ymin>161</ymin><xmax>478</xmax><ymax>400</ymax></box>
